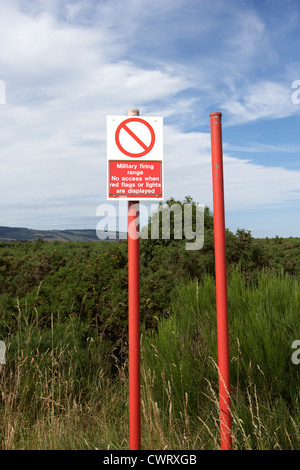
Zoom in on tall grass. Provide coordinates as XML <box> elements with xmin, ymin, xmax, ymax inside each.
<box><xmin>0</xmin><ymin>269</ymin><xmax>299</xmax><ymax>449</ymax></box>
<box><xmin>0</xmin><ymin>309</ymin><xmax>129</xmax><ymax>450</ymax></box>
<box><xmin>141</xmin><ymin>269</ymin><xmax>300</xmax><ymax>450</ymax></box>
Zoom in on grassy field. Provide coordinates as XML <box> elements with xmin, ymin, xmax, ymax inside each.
<box><xmin>0</xmin><ymin>202</ymin><xmax>299</xmax><ymax>450</ymax></box>
<box><xmin>0</xmin><ymin>267</ymin><xmax>299</xmax><ymax>450</ymax></box>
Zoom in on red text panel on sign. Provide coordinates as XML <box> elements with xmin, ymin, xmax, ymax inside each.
<box><xmin>108</xmin><ymin>160</ymin><xmax>163</xmax><ymax>198</ymax></box>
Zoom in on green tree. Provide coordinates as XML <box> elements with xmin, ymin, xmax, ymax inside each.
<box><xmin>140</xmin><ymin>196</ymin><xmax>213</xmax><ymax>262</ymax></box>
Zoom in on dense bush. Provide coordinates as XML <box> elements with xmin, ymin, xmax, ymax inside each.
<box><xmin>0</xmin><ymin>198</ymin><xmax>299</xmax><ymax>355</ymax></box>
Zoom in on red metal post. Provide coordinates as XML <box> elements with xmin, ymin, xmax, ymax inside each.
<box><xmin>128</xmin><ymin>200</ymin><xmax>141</xmax><ymax>450</ymax></box>
<box><xmin>127</xmin><ymin>107</ymin><xmax>141</xmax><ymax>451</ymax></box>
<box><xmin>209</xmin><ymin>112</ymin><xmax>232</xmax><ymax>450</ymax></box>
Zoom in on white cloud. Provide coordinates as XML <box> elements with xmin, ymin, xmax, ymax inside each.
<box><xmin>224</xmin><ymin>8</ymin><xmax>276</xmax><ymax>64</ymax></box>
<box><xmin>222</xmin><ymin>81</ymin><xmax>300</xmax><ymax>125</ymax></box>
<box><xmin>162</xmin><ymin>125</ymin><xmax>300</xmax><ymax>213</ymax></box>
<box><xmin>0</xmin><ymin>3</ymin><xmax>190</xmax><ymax>225</ymax></box>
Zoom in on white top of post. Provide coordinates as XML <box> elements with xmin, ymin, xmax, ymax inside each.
<box><xmin>128</xmin><ymin>109</ymin><xmax>139</xmax><ymax>116</ymax></box>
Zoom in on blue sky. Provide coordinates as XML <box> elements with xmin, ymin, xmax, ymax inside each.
<box><xmin>0</xmin><ymin>0</ymin><xmax>299</xmax><ymax>237</ymax></box>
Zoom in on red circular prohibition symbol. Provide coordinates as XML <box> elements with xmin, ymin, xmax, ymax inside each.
<box><xmin>115</xmin><ymin>118</ymin><xmax>155</xmax><ymax>158</ymax></box>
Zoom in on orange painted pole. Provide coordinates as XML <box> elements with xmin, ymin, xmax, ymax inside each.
<box><xmin>209</xmin><ymin>112</ymin><xmax>232</xmax><ymax>450</ymax></box>
<box><xmin>127</xmin><ymin>109</ymin><xmax>141</xmax><ymax>450</ymax></box>
<box><xmin>128</xmin><ymin>200</ymin><xmax>141</xmax><ymax>450</ymax></box>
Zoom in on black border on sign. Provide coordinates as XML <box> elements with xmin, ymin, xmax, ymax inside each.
<box><xmin>108</xmin><ymin>160</ymin><xmax>163</xmax><ymax>199</ymax></box>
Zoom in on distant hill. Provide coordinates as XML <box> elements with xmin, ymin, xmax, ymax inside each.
<box><xmin>0</xmin><ymin>226</ymin><xmax>127</xmax><ymax>242</ymax></box>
